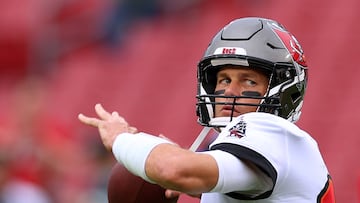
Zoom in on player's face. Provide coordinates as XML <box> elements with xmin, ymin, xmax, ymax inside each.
<box><xmin>214</xmin><ymin>66</ymin><xmax>269</xmax><ymax>118</ymax></box>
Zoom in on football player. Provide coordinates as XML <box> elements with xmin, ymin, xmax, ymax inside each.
<box><xmin>79</xmin><ymin>17</ymin><xmax>335</xmax><ymax>202</ymax></box>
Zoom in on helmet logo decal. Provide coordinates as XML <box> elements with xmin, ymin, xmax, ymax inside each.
<box><xmin>228</xmin><ymin>119</ymin><xmax>247</xmax><ymax>138</ymax></box>
<box><xmin>270</xmin><ymin>23</ymin><xmax>307</xmax><ymax>67</ymax></box>
<box><xmin>214</xmin><ymin>47</ymin><xmax>247</xmax><ymax>55</ymax></box>
<box><xmin>222</xmin><ymin>48</ymin><xmax>236</xmax><ymax>54</ymax></box>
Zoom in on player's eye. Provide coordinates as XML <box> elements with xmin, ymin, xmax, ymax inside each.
<box><xmin>245</xmin><ymin>79</ymin><xmax>257</xmax><ymax>86</ymax></box>
<box><xmin>218</xmin><ymin>78</ymin><xmax>231</xmax><ymax>85</ymax></box>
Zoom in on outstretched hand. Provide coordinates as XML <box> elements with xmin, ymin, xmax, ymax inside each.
<box><xmin>78</xmin><ymin>103</ymin><xmax>137</xmax><ymax>151</ymax></box>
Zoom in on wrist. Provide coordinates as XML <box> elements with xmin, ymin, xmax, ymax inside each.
<box><xmin>112</xmin><ymin>132</ymin><xmax>173</xmax><ymax>183</ymax></box>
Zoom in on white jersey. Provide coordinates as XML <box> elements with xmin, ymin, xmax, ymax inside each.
<box><xmin>201</xmin><ymin>112</ymin><xmax>335</xmax><ymax>203</ymax></box>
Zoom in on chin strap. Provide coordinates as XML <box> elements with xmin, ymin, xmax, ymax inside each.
<box><xmin>189</xmin><ymin>127</ymin><xmax>212</xmax><ymax>152</ymax></box>
<box><xmin>190</xmin><ymin>116</ymin><xmax>235</xmax><ymax>152</ymax></box>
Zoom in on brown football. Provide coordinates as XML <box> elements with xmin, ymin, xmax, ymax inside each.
<box><xmin>107</xmin><ymin>163</ymin><xmax>178</xmax><ymax>203</ymax></box>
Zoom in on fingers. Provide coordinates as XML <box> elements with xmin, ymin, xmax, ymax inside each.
<box><xmin>112</xmin><ymin>112</ymin><xmax>137</xmax><ymax>133</ymax></box>
<box><xmin>79</xmin><ymin>104</ymin><xmax>138</xmax><ymax>134</ymax></box>
<box><xmin>112</xmin><ymin>111</ymin><xmax>119</xmax><ymax>117</ymax></box>
<box><xmin>95</xmin><ymin>103</ymin><xmax>112</xmax><ymax>120</ymax></box>
<box><xmin>111</xmin><ymin>111</ymin><xmax>126</xmax><ymax>122</ymax></box>
<box><xmin>78</xmin><ymin>113</ymin><xmax>100</xmax><ymax>127</ymax></box>
<box><xmin>91</xmin><ymin>103</ymin><xmax>124</xmax><ymax>122</ymax></box>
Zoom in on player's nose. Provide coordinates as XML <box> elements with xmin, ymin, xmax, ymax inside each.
<box><xmin>224</xmin><ymin>82</ymin><xmax>242</xmax><ymax>97</ymax></box>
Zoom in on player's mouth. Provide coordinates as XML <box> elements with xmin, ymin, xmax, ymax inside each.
<box><xmin>219</xmin><ymin>105</ymin><xmax>241</xmax><ymax>117</ymax></box>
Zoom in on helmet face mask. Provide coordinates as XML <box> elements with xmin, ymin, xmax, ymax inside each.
<box><xmin>196</xmin><ymin>17</ymin><xmax>308</xmax><ymax>128</ymax></box>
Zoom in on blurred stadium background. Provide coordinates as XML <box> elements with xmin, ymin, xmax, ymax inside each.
<box><xmin>0</xmin><ymin>0</ymin><xmax>359</xmax><ymax>202</ymax></box>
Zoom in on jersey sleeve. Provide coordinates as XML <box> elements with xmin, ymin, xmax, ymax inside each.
<box><xmin>209</xmin><ymin>113</ymin><xmax>290</xmax><ymax>199</ymax></box>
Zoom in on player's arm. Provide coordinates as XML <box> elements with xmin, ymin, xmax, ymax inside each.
<box><xmin>78</xmin><ymin>104</ymin><xmax>217</xmax><ymax>193</ymax></box>
<box><xmin>144</xmin><ymin>142</ymin><xmax>218</xmax><ymax>194</ymax></box>
<box><xmin>78</xmin><ymin>103</ymin><xmax>270</xmax><ymax>195</ymax></box>
<box><xmin>109</xmin><ymin>131</ymin><xmax>271</xmax><ymax>196</ymax></box>
<box><xmin>145</xmin><ymin>143</ymin><xmax>272</xmax><ymax>195</ymax></box>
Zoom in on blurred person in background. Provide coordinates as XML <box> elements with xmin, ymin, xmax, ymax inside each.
<box><xmin>102</xmin><ymin>0</ymin><xmax>161</xmax><ymax>46</ymax></box>
<box><xmin>101</xmin><ymin>0</ymin><xmax>202</xmax><ymax>47</ymax></box>
<box><xmin>0</xmin><ymin>76</ymin><xmax>53</xmax><ymax>203</ymax></box>
<box><xmin>0</xmin><ymin>75</ymin><xmax>105</xmax><ymax>203</ymax></box>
